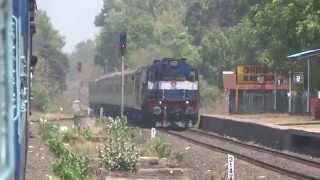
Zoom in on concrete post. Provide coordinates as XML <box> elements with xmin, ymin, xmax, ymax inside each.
<box><xmin>100</xmin><ymin>107</ymin><xmax>104</xmax><ymax>121</ymax></box>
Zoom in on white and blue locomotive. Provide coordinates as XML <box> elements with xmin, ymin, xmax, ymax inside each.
<box><xmin>0</xmin><ymin>0</ymin><xmax>36</xmax><ymax>179</ymax></box>
<box><xmin>89</xmin><ymin>58</ymin><xmax>200</xmax><ymax>128</ymax></box>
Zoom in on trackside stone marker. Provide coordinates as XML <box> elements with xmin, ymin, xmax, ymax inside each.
<box><xmin>151</xmin><ymin>128</ymin><xmax>156</xmax><ymax>139</ymax></box>
<box><xmin>228</xmin><ymin>154</ymin><xmax>235</xmax><ymax>180</ymax></box>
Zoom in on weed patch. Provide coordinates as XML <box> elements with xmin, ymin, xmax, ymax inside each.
<box><xmin>39</xmin><ymin>120</ymin><xmax>89</xmax><ymax>180</ymax></box>
<box><xmin>99</xmin><ymin>117</ymin><xmax>139</xmax><ymax>172</ymax></box>
<box><xmin>79</xmin><ymin>127</ymin><xmax>92</xmax><ymax>141</ymax></box>
<box><xmin>151</xmin><ymin>138</ymin><xmax>171</xmax><ymax>158</ymax></box>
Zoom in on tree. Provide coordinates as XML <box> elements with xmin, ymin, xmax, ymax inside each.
<box><xmin>248</xmin><ymin>0</ymin><xmax>320</xmax><ymax>71</ymax></box>
<box><xmin>94</xmin><ymin>0</ymin><xmax>193</xmax><ymax>71</ymax></box>
<box><xmin>69</xmin><ymin>40</ymin><xmax>101</xmax><ymax>81</ymax></box>
<box><xmin>33</xmin><ymin>10</ymin><xmax>69</xmax><ymax>92</ymax></box>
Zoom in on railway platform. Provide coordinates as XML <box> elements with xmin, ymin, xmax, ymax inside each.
<box><xmin>227</xmin><ymin>114</ymin><xmax>320</xmax><ymax>133</ymax></box>
<box><xmin>199</xmin><ymin>114</ymin><xmax>320</xmax><ymax>158</ymax></box>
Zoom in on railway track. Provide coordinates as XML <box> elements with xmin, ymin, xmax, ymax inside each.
<box><xmin>166</xmin><ymin>129</ymin><xmax>320</xmax><ymax>180</ymax></box>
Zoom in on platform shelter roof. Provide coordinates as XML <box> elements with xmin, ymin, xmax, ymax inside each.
<box><xmin>288</xmin><ymin>49</ymin><xmax>320</xmax><ymax>61</ymax></box>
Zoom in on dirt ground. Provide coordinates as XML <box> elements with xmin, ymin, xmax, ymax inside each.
<box><xmin>26</xmin><ymin>112</ymin><xmax>297</xmax><ymax>180</ymax></box>
<box><xmin>25</xmin><ymin>115</ymin><xmax>56</xmax><ymax>180</ymax></box>
<box><xmin>154</xmin><ymin>131</ymin><xmax>294</xmax><ymax>180</ymax></box>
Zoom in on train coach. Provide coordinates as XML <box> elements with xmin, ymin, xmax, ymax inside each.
<box><xmin>0</xmin><ymin>0</ymin><xmax>37</xmax><ymax>179</ymax></box>
<box><xmin>89</xmin><ymin>58</ymin><xmax>200</xmax><ymax>128</ymax></box>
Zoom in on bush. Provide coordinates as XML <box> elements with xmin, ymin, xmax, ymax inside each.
<box><xmin>99</xmin><ymin>138</ymin><xmax>139</xmax><ymax>171</ymax></box>
<box><xmin>53</xmin><ymin>151</ymin><xmax>89</xmax><ymax>180</ymax></box>
<box><xmin>99</xmin><ymin>117</ymin><xmax>139</xmax><ymax>171</ymax></box>
<box><xmin>39</xmin><ymin>119</ymin><xmax>59</xmax><ymax>140</ymax></box>
<box><xmin>106</xmin><ymin>117</ymin><xmax>130</xmax><ymax>140</ymax></box>
<box><xmin>151</xmin><ymin>138</ymin><xmax>171</xmax><ymax>158</ymax></box>
<box><xmin>39</xmin><ymin>121</ymin><xmax>89</xmax><ymax>179</ymax></box>
<box><xmin>79</xmin><ymin>128</ymin><xmax>92</xmax><ymax>141</ymax></box>
<box><xmin>199</xmin><ymin>79</ymin><xmax>222</xmax><ymax>107</ymax></box>
<box><xmin>48</xmin><ymin>137</ymin><xmax>67</xmax><ymax>157</ymax></box>
<box><xmin>62</xmin><ymin>130</ymin><xmax>74</xmax><ymax>143</ymax></box>
<box><xmin>32</xmin><ymin>83</ymin><xmax>50</xmax><ymax>112</ymax></box>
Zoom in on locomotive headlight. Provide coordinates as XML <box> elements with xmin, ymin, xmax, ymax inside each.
<box><xmin>185</xmin><ymin>106</ymin><xmax>194</xmax><ymax>115</ymax></box>
<box><xmin>153</xmin><ymin>106</ymin><xmax>162</xmax><ymax>115</ymax></box>
<box><xmin>159</xmin><ymin>101</ymin><xmax>162</xmax><ymax>105</ymax></box>
<box><xmin>185</xmin><ymin>100</ymin><xmax>190</xmax><ymax>105</ymax></box>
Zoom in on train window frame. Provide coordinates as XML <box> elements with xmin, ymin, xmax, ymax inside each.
<box><xmin>0</xmin><ymin>16</ymin><xmax>6</xmax><ymax>172</ymax></box>
<box><xmin>0</xmin><ymin>1</ymin><xmax>14</xmax><ymax>178</ymax></box>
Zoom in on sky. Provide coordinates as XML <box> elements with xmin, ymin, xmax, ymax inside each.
<box><xmin>37</xmin><ymin>0</ymin><xmax>103</xmax><ymax>53</ymax></box>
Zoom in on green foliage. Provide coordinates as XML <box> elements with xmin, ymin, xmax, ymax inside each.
<box><xmin>31</xmin><ymin>82</ymin><xmax>50</xmax><ymax>112</ymax></box>
<box><xmin>94</xmin><ymin>0</ymin><xmax>193</xmax><ymax>70</ymax></box>
<box><xmin>39</xmin><ymin>121</ymin><xmax>89</xmax><ymax>179</ymax></box>
<box><xmin>199</xmin><ymin>79</ymin><xmax>222</xmax><ymax>107</ymax></box>
<box><xmin>151</xmin><ymin>138</ymin><xmax>171</xmax><ymax>158</ymax></box>
<box><xmin>106</xmin><ymin>117</ymin><xmax>130</xmax><ymax>140</ymax></box>
<box><xmin>94</xmin><ymin>0</ymin><xmax>320</xmax><ymax>103</ymax></box>
<box><xmin>53</xmin><ymin>151</ymin><xmax>89</xmax><ymax>180</ymax></box>
<box><xmin>68</xmin><ymin>40</ymin><xmax>102</xmax><ymax>82</ymax></box>
<box><xmin>33</xmin><ymin>10</ymin><xmax>69</xmax><ymax>93</ymax></box>
<box><xmin>39</xmin><ymin>119</ymin><xmax>59</xmax><ymax>140</ymax></box>
<box><xmin>99</xmin><ymin>117</ymin><xmax>139</xmax><ymax>171</ymax></box>
<box><xmin>79</xmin><ymin>128</ymin><xmax>92</xmax><ymax>141</ymax></box>
<box><xmin>48</xmin><ymin>138</ymin><xmax>67</xmax><ymax>157</ymax></box>
<box><xmin>247</xmin><ymin>0</ymin><xmax>320</xmax><ymax>71</ymax></box>
<box><xmin>62</xmin><ymin>130</ymin><xmax>74</xmax><ymax>143</ymax></box>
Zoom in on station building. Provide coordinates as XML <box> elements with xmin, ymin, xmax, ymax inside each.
<box><xmin>223</xmin><ymin>65</ymin><xmax>289</xmax><ymax>114</ymax></box>
<box><xmin>223</xmin><ymin>61</ymin><xmax>320</xmax><ymax>119</ymax></box>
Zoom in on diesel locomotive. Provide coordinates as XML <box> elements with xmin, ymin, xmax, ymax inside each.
<box><xmin>89</xmin><ymin>58</ymin><xmax>200</xmax><ymax>128</ymax></box>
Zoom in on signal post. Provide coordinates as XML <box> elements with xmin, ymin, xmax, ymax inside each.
<box><xmin>120</xmin><ymin>32</ymin><xmax>127</xmax><ymax>118</ymax></box>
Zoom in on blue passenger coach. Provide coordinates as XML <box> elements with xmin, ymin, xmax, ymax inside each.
<box><xmin>0</xmin><ymin>0</ymin><xmax>36</xmax><ymax>179</ymax></box>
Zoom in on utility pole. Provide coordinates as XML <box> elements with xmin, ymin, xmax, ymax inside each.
<box><xmin>120</xmin><ymin>32</ymin><xmax>127</xmax><ymax>118</ymax></box>
<box><xmin>289</xmin><ymin>71</ymin><xmax>292</xmax><ymax>113</ymax></box>
<box><xmin>307</xmin><ymin>59</ymin><xmax>310</xmax><ymax>113</ymax></box>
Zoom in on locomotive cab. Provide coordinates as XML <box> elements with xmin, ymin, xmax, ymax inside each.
<box><xmin>143</xmin><ymin>58</ymin><xmax>200</xmax><ymax>128</ymax></box>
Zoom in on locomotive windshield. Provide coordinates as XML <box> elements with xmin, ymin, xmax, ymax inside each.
<box><xmin>160</xmin><ymin>70</ymin><xmax>198</xmax><ymax>81</ymax></box>
<box><xmin>148</xmin><ymin>64</ymin><xmax>198</xmax><ymax>82</ymax></box>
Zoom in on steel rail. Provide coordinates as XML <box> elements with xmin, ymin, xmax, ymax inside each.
<box><xmin>166</xmin><ymin>129</ymin><xmax>320</xmax><ymax>180</ymax></box>
<box><xmin>188</xmin><ymin>128</ymin><xmax>320</xmax><ymax>169</ymax></box>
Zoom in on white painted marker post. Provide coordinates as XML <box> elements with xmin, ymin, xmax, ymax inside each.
<box><xmin>151</xmin><ymin>128</ymin><xmax>156</xmax><ymax>139</ymax></box>
<box><xmin>99</xmin><ymin>107</ymin><xmax>104</xmax><ymax>121</ymax></box>
<box><xmin>87</xmin><ymin>108</ymin><xmax>91</xmax><ymax>116</ymax></box>
<box><xmin>227</xmin><ymin>154</ymin><xmax>235</xmax><ymax>180</ymax></box>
